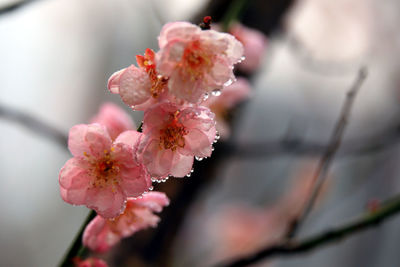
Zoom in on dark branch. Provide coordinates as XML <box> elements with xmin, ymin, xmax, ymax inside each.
<box><xmin>216</xmin><ymin>194</ymin><xmax>400</xmax><ymax>267</ymax></box>
<box><xmin>0</xmin><ymin>1</ymin><xmax>32</xmax><ymax>15</ymax></box>
<box><xmin>286</xmin><ymin>67</ymin><xmax>368</xmax><ymax>238</ymax></box>
<box><xmin>0</xmin><ymin>103</ymin><xmax>68</xmax><ymax>149</ymax></box>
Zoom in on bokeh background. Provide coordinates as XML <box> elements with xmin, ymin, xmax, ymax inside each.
<box><xmin>1</xmin><ymin>0</ymin><xmax>400</xmax><ymax>266</ymax></box>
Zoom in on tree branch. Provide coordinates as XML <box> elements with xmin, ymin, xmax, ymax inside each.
<box><xmin>0</xmin><ymin>103</ymin><xmax>68</xmax><ymax>149</ymax></box>
<box><xmin>286</xmin><ymin>67</ymin><xmax>368</xmax><ymax>238</ymax></box>
<box><xmin>216</xmin><ymin>194</ymin><xmax>400</xmax><ymax>267</ymax></box>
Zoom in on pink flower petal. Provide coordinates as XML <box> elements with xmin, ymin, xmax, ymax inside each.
<box><xmin>158</xmin><ymin>22</ymin><xmax>199</xmax><ymax>49</ymax></box>
<box><xmin>119</xmin><ymin>164</ymin><xmax>152</xmax><ymax>197</ymax></box>
<box><xmin>133</xmin><ymin>192</ymin><xmax>170</xmax><ymax>212</ymax></box>
<box><xmin>59</xmin><ymin>158</ymin><xmax>91</xmax><ymax>205</ymax></box>
<box><xmin>182</xmin><ymin>128</ymin><xmax>213</xmax><ymax>157</ymax></box>
<box><xmin>119</xmin><ymin>65</ymin><xmax>152</xmax><ymax>107</ymax></box>
<box><xmin>107</xmin><ymin>68</ymin><xmax>125</xmax><ymax>94</ymax></box>
<box><xmin>68</xmin><ymin>124</ymin><xmax>112</xmax><ymax>159</ymax></box>
<box><xmin>141</xmin><ymin>139</ymin><xmax>174</xmax><ymax>177</ymax></box>
<box><xmin>86</xmin><ymin>187</ymin><xmax>126</xmax><ymax>219</ymax></box>
<box><xmin>114</xmin><ymin>130</ymin><xmax>142</xmax><ymax>147</ymax></box>
<box><xmin>170</xmin><ymin>153</ymin><xmax>194</xmax><ymax>177</ymax></box>
<box><xmin>83</xmin><ymin>216</ymin><xmax>111</xmax><ymax>252</ymax></box>
<box><xmin>90</xmin><ymin>103</ymin><xmax>135</xmax><ymax>141</ymax></box>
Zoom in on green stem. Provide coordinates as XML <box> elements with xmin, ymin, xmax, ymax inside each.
<box><xmin>221</xmin><ymin>0</ymin><xmax>249</xmax><ymax>31</ymax></box>
<box><xmin>58</xmin><ymin>210</ymin><xmax>96</xmax><ymax>267</ymax></box>
<box><xmin>217</xmin><ymin>194</ymin><xmax>400</xmax><ymax>267</ymax></box>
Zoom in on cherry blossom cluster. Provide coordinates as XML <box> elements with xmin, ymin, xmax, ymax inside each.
<box><xmin>59</xmin><ymin>19</ymin><xmax>246</xmax><ymax>259</ymax></box>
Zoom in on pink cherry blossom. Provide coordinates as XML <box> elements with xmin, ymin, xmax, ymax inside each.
<box><xmin>73</xmin><ymin>257</ymin><xmax>108</xmax><ymax>267</ymax></box>
<box><xmin>83</xmin><ymin>192</ymin><xmax>169</xmax><ymax>252</ymax></box>
<box><xmin>229</xmin><ymin>23</ymin><xmax>267</xmax><ymax>73</ymax></box>
<box><xmin>156</xmin><ymin>21</ymin><xmax>244</xmax><ymax>103</ymax></box>
<box><xmin>107</xmin><ymin>49</ymin><xmax>171</xmax><ymax>110</ymax></box>
<box><xmin>204</xmin><ymin>78</ymin><xmax>251</xmax><ymax>139</ymax></box>
<box><xmin>139</xmin><ymin>102</ymin><xmax>216</xmax><ymax>178</ymax></box>
<box><xmin>59</xmin><ymin>123</ymin><xmax>152</xmax><ymax>218</ymax></box>
<box><xmin>90</xmin><ymin>103</ymin><xmax>135</xmax><ymax>141</ymax></box>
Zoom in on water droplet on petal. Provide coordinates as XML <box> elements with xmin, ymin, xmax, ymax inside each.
<box><xmin>203</xmin><ymin>93</ymin><xmax>209</xmax><ymax>100</ymax></box>
<box><xmin>224</xmin><ymin>79</ymin><xmax>233</xmax><ymax>87</ymax></box>
<box><xmin>149</xmin><ymin>186</ymin><xmax>154</xmax><ymax>191</ymax></box>
<box><xmin>211</xmin><ymin>89</ymin><xmax>221</xmax><ymax>96</ymax></box>
<box><xmin>211</xmin><ymin>146</ymin><xmax>215</xmax><ymax>151</ymax></box>
<box><xmin>195</xmin><ymin>156</ymin><xmax>204</xmax><ymax>161</ymax></box>
<box><xmin>186</xmin><ymin>173</ymin><xmax>191</xmax><ymax>177</ymax></box>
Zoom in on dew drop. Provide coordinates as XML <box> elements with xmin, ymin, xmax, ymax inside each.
<box><xmin>195</xmin><ymin>156</ymin><xmax>204</xmax><ymax>161</ymax></box>
<box><xmin>211</xmin><ymin>147</ymin><xmax>215</xmax><ymax>151</ymax></box>
<box><xmin>186</xmin><ymin>173</ymin><xmax>191</xmax><ymax>177</ymax></box>
<box><xmin>130</xmin><ymin>105</ymin><xmax>135</xmax><ymax>110</ymax></box>
<box><xmin>224</xmin><ymin>79</ymin><xmax>233</xmax><ymax>87</ymax></box>
<box><xmin>211</xmin><ymin>89</ymin><xmax>221</xmax><ymax>96</ymax></box>
<box><xmin>191</xmin><ymin>169</ymin><xmax>194</xmax><ymax>173</ymax></box>
<box><xmin>149</xmin><ymin>186</ymin><xmax>154</xmax><ymax>191</ymax></box>
<box><xmin>203</xmin><ymin>93</ymin><xmax>209</xmax><ymax>100</ymax></box>
<box><xmin>157</xmin><ymin>74</ymin><xmax>163</xmax><ymax>79</ymax></box>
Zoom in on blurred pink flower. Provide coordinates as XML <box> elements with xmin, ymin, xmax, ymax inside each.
<box><xmin>59</xmin><ymin>124</ymin><xmax>152</xmax><ymax>218</ymax></box>
<box><xmin>229</xmin><ymin>23</ymin><xmax>267</xmax><ymax>73</ymax></box>
<box><xmin>73</xmin><ymin>257</ymin><xmax>108</xmax><ymax>267</ymax></box>
<box><xmin>90</xmin><ymin>103</ymin><xmax>135</xmax><ymax>141</ymax></box>
<box><xmin>83</xmin><ymin>192</ymin><xmax>169</xmax><ymax>252</ymax></box>
<box><xmin>139</xmin><ymin>102</ymin><xmax>216</xmax><ymax>178</ymax></box>
<box><xmin>207</xmin><ymin>203</ymin><xmax>284</xmax><ymax>263</ymax></box>
<box><xmin>156</xmin><ymin>22</ymin><xmax>244</xmax><ymax>103</ymax></box>
<box><xmin>108</xmin><ymin>49</ymin><xmax>171</xmax><ymax>110</ymax></box>
<box><xmin>204</xmin><ymin>78</ymin><xmax>251</xmax><ymax>139</ymax></box>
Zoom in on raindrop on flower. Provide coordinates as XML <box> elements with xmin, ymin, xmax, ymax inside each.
<box><xmin>203</xmin><ymin>93</ymin><xmax>209</xmax><ymax>100</ymax></box>
<box><xmin>211</xmin><ymin>89</ymin><xmax>221</xmax><ymax>96</ymax></box>
<box><xmin>195</xmin><ymin>156</ymin><xmax>204</xmax><ymax>161</ymax></box>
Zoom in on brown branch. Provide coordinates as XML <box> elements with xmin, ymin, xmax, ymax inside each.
<box><xmin>216</xmin><ymin>194</ymin><xmax>400</xmax><ymax>267</ymax></box>
<box><xmin>286</xmin><ymin>67</ymin><xmax>368</xmax><ymax>238</ymax></box>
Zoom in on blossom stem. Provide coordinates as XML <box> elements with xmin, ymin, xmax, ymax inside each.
<box><xmin>221</xmin><ymin>0</ymin><xmax>248</xmax><ymax>31</ymax></box>
<box><xmin>58</xmin><ymin>210</ymin><xmax>96</xmax><ymax>267</ymax></box>
<box><xmin>216</xmin><ymin>193</ymin><xmax>400</xmax><ymax>267</ymax></box>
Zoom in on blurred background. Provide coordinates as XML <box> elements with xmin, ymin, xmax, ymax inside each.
<box><xmin>1</xmin><ymin>0</ymin><xmax>400</xmax><ymax>266</ymax></box>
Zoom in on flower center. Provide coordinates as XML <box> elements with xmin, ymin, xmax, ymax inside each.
<box><xmin>107</xmin><ymin>202</ymin><xmax>143</xmax><ymax>234</ymax></box>
<box><xmin>159</xmin><ymin>111</ymin><xmax>188</xmax><ymax>151</ymax></box>
<box><xmin>84</xmin><ymin>148</ymin><xmax>120</xmax><ymax>189</ymax></box>
<box><xmin>148</xmin><ymin>68</ymin><xmax>168</xmax><ymax>98</ymax></box>
<box><xmin>182</xmin><ymin>40</ymin><xmax>213</xmax><ymax>80</ymax></box>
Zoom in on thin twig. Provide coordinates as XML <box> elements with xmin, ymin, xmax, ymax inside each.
<box><xmin>216</xmin><ymin>194</ymin><xmax>400</xmax><ymax>267</ymax></box>
<box><xmin>0</xmin><ymin>103</ymin><xmax>68</xmax><ymax>149</ymax></box>
<box><xmin>286</xmin><ymin>67</ymin><xmax>368</xmax><ymax>238</ymax></box>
